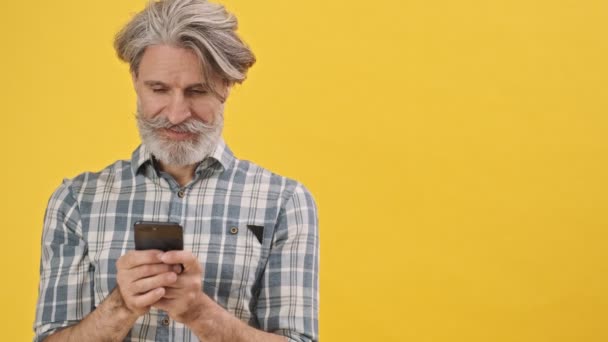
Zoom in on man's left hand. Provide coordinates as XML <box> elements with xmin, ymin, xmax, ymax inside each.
<box><xmin>152</xmin><ymin>250</ymin><xmax>207</xmax><ymax>324</ymax></box>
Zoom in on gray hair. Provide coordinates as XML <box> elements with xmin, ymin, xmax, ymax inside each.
<box><xmin>114</xmin><ymin>0</ymin><xmax>255</xmax><ymax>87</ymax></box>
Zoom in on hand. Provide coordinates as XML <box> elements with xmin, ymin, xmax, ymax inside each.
<box><xmin>153</xmin><ymin>250</ymin><xmax>207</xmax><ymax>324</ymax></box>
<box><xmin>116</xmin><ymin>250</ymin><xmax>182</xmax><ymax>316</ymax></box>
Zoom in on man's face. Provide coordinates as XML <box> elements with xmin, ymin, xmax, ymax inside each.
<box><xmin>133</xmin><ymin>44</ymin><xmax>229</xmax><ymax>166</ymax></box>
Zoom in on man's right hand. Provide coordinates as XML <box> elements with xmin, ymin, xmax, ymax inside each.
<box><xmin>116</xmin><ymin>250</ymin><xmax>181</xmax><ymax>316</ymax></box>
<box><xmin>43</xmin><ymin>250</ymin><xmax>180</xmax><ymax>341</ymax></box>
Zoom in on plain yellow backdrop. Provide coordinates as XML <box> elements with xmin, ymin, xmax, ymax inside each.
<box><xmin>1</xmin><ymin>0</ymin><xmax>607</xmax><ymax>341</ymax></box>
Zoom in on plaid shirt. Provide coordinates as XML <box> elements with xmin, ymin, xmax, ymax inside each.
<box><xmin>34</xmin><ymin>140</ymin><xmax>319</xmax><ymax>342</ymax></box>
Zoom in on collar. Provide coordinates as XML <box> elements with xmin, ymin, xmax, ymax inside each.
<box><xmin>131</xmin><ymin>138</ymin><xmax>235</xmax><ymax>175</ymax></box>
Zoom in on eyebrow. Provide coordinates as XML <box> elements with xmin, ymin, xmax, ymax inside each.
<box><xmin>143</xmin><ymin>80</ymin><xmax>208</xmax><ymax>89</ymax></box>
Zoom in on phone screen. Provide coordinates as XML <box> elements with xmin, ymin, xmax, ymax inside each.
<box><xmin>134</xmin><ymin>221</ymin><xmax>184</xmax><ymax>251</ymax></box>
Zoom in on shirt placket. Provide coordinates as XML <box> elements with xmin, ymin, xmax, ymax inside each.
<box><xmin>155</xmin><ymin>173</ymin><xmax>188</xmax><ymax>340</ymax></box>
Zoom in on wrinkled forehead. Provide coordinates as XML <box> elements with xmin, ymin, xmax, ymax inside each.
<box><xmin>136</xmin><ymin>44</ymin><xmax>223</xmax><ymax>86</ymax></box>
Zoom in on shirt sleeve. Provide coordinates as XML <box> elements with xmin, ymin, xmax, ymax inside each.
<box><xmin>256</xmin><ymin>183</ymin><xmax>320</xmax><ymax>342</ymax></box>
<box><xmin>33</xmin><ymin>180</ymin><xmax>94</xmax><ymax>341</ymax></box>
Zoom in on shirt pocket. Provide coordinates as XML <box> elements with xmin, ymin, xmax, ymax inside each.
<box><xmin>202</xmin><ymin>219</ymin><xmax>267</xmax><ymax>320</ymax></box>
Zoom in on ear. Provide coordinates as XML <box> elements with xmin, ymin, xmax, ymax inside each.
<box><xmin>131</xmin><ymin>71</ymin><xmax>141</xmax><ymax>95</ymax></box>
<box><xmin>221</xmin><ymin>80</ymin><xmax>233</xmax><ymax>102</ymax></box>
<box><xmin>224</xmin><ymin>84</ymin><xmax>232</xmax><ymax>99</ymax></box>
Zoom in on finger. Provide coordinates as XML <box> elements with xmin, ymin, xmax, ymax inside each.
<box><xmin>117</xmin><ymin>250</ymin><xmax>164</xmax><ymax>270</ymax></box>
<box><xmin>160</xmin><ymin>251</ymin><xmax>199</xmax><ymax>273</ymax></box>
<box><xmin>131</xmin><ymin>271</ymin><xmax>177</xmax><ymax>295</ymax></box>
<box><xmin>161</xmin><ymin>287</ymin><xmax>191</xmax><ymax>299</ymax></box>
<box><xmin>131</xmin><ymin>263</ymin><xmax>177</xmax><ymax>280</ymax></box>
<box><xmin>160</xmin><ymin>289</ymin><xmax>179</xmax><ymax>299</ymax></box>
<box><xmin>132</xmin><ymin>287</ymin><xmax>166</xmax><ymax>309</ymax></box>
<box><xmin>160</xmin><ymin>275</ymin><xmax>188</xmax><ymax>291</ymax></box>
<box><xmin>162</xmin><ymin>272</ymin><xmax>202</xmax><ymax>295</ymax></box>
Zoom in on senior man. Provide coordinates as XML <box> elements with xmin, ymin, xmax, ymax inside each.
<box><xmin>33</xmin><ymin>0</ymin><xmax>319</xmax><ymax>341</ymax></box>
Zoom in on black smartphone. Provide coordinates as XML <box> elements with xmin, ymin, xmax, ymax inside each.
<box><xmin>134</xmin><ymin>221</ymin><xmax>184</xmax><ymax>251</ymax></box>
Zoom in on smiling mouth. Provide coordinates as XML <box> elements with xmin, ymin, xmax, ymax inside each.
<box><xmin>160</xmin><ymin>128</ymin><xmax>196</xmax><ymax>141</ymax></box>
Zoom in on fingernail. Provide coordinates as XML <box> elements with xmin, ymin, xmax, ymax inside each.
<box><xmin>157</xmin><ymin>252</ymin><xmax>164</xmax><ymax>260</ymax></box>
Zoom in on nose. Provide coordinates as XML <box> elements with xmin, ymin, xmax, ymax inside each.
<box><xmin>165</xmin><ymin>93</ymin><xmax>191</xmax><ymax>124</ymax></box>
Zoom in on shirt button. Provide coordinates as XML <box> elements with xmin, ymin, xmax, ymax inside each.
<box><xmin>161</xmin><ymin>317</ymin><xmax>170</xmax><ymax>326</ymax></box>
<box><xmin>177</xmin><ymin>190</ymin><xmax>185</xmax><ymax>198</ymax></box>
<box><xmin>230</xmin><ymin>226</ymin><xmax>239</xmax><ymax>234</ymax></box>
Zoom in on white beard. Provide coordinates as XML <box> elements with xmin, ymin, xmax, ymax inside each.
<box><xmin>136</xmin><ymin>109</ymin><xmax>224</xmax><ymax>166</ymax></box>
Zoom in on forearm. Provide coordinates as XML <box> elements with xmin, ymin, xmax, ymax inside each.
<box><xmin>187</xmin><ymin>293</ymin><xmax>286</xmax><ymax>342</ymax></box>
<box><xmin>43</xmin><ymin>288</ymin><xmax>139</xmax><ymax>342</ymax></box>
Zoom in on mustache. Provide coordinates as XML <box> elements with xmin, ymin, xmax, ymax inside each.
<box><xmin>136</xmin><ymin>113</ymin><xmax>220</xmax><ymax>134</ymax></box>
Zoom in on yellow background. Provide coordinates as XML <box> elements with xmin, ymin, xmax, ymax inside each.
<box><xmin>1</xmin><ymin>0</ymin><xmax>607</xmax><ymax>341</ymax></box>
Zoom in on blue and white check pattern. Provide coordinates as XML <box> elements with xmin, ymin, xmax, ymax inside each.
<box><xmin>34</xmin><ymin>139</ymin><xmax>319</xmax><ymax>342</ymax></box>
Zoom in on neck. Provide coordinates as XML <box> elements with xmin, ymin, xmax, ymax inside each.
<box><xmin>158</xmin><ymin>161</ymin><xmax>197</xmax><ymax>187</ymax></box>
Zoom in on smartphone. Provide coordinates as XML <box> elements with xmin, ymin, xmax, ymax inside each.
<box><xmin>134</xmin><ymin>221</ymin><xmax>184</xmax><ymax>251</ymax></box>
